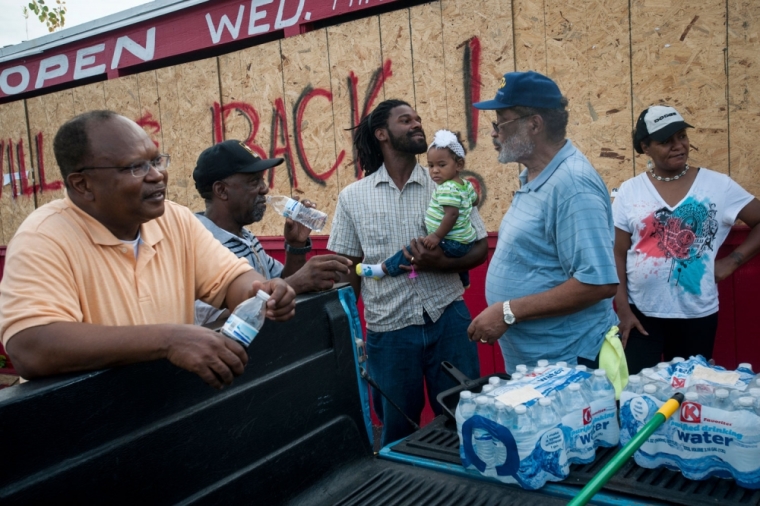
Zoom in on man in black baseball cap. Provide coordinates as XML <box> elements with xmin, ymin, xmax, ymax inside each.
<box><xmin>192</xmin><ymin>140</ymin><xmax>351</xmax><ymax>325</ymax></box>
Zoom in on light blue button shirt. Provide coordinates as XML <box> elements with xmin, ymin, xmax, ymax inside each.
<box><xmin>485</xmin><ymin>140</ymin><xmax>619</xmax><ymax>373</ymax></box>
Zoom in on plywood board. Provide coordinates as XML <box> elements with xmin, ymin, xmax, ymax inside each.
<box><xmin>219</xmin><ymin>40</ymin><xmax>288</xmax><ymax>237</ymax></box>
<box><xmin>378</xmin><ymin>8</ymin><xmax>415</xmax><ymax>104</ymax></box>
<box><xmin>547</xmin><ymin>0</ymin><xmax>633</xmax><ymax>191</ymax></box>
<box><xmin>327</xmin><ymin>16</ymin><xmax>383</xmax><ymax>191</ymax></box>
<box><xmin>135</xmin><ymin>70</ymin><xmax>163</xmax><ymax>152</ymax></box>
<box><xmin>545</xmin><ymin>0</ymin><xmax>590</xmax><ymax>154</ymax></box>
<box><xmin>727</xmin><ymin>0</ymin><xmax>760</xmax><ymax>197</ymax></box>
<box><xmin>441</xmin><ymin>0</ymin><xmax>515</xmax><ymax>230</ymax></box>
<box><xmin>72</xmin><ymin>81</ymin><xmax>106</xmax><ymax>114</ymax></box>
<box><xmin>409</xmin><ymin>2</ymin><xmax>447</xmax><ymax>131</ymax></box>
<box><xmin>103</xmin><ymin>74</ymin><xmax>142</xmax><ymax>122</ymax></box>
<box><xmin>280</xmin><ymin>29</ymin><xmax>340</xmax><ymax>235</ymax></box>
<box><xmin>513</xmin><ymin>0</ymin><xmax>547</xmax><ymax>73</ymax></box>
<box><xmin>630</xmin><ymin>0</ymin><xmax>728</xmax><ymax>175</ymax></box>
<box><xmin>155</xmin><ymin>65</ymin><xmax>184</xmax><ymax>205</ymax></box>
<box><xmin>25</xmin><ymin>89</ymin><xmax>75</xmax><ymax>208</ymax></box>
<box><xmin>155</xmin><ymin>57</ymin><xmax>221</xmax><ymax>209</ymax></box>
<box><xmin>0</xmin><ymin>101</ymin><xmax>36</xmax><ymax>244</ymax></box>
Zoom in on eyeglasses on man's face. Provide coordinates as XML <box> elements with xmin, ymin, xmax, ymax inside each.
<box><xmin>78</xmin><ymin>154</ymin><xmax>171</xmax><ymax>178</ymax></box>
<box><xmin>491</xmin><ymin>116</ymin><xmax>531</xmax><ymax>133</ymax></box>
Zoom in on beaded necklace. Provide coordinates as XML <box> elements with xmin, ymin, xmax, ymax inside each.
<box><xmin>649</xmin><ymin>164</ymin><xmax>689</xmax><ymax>182</ymax></box>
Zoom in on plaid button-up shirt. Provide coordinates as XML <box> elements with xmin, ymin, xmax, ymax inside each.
<box><xmin>328</xmin><ymin>163</ymin><xmax>487</xmax><ymax>332</ymax></box>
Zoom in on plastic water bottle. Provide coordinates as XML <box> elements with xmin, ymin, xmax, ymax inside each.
<box><xmin>736</xmin><ymin>397</ymin><xmax>755</xmax><ymax>412</ymax></box>
<box><xmin>714</xmin><ymin>388</ymin><xmax>734</xmax><ymax>412</ymax></box>
<box><xmin>643</xmin><ymin>383</ymin><xmax>659</xmax><ymax>399</ymax></box>
<box><xmin>221</xmin><ymin>290</ymin><xmax>270</xmax><ymax>347</ymax></box>
<box><xmin>749</xmin><ymin>388</ymin><xmax>760</xmax><ymax>409</ymax></box>
<box><xmin>624</xmin><ymin>375</ymin><xmax>643</xmax><ymax>394</ymax></box>
<box><xmin>591</xmin><ymin>369</ymin><xmax>616</xmax><ymax>401</ymax></box>
<box><xmin>534</xmin><ymin>397</ymin><xmax>560</xmax><ymax>430</ymax></box>
<box><xmin>473</xmin><ymin>396</ymin><xmax>495</xmax><ymax>469</ymax></box>
<box><xmin>737</xmin><ymin>362</ymin><xmax>754</xmax><ymax>373</ymax></box>
<box><xmin>561</xmin><ymin>383</ymin><xmax>588</xmax><ymax>413</ymax></box>
<box><xmin>512</xmin><ymin>404</ymin><xmax>538</xmax><ymax>459</ymax></box>
<box><xmin>640</xmin><ymin>368</ymin><xmax>656</xmax><ymax>383</ymax></box>
<box><xmin>456</xmin><ymin>390</ymin><xmax>476</xmax><ymax>443</ymax></box>
<box><xmin>266</xmin><ymin>195</ymin><xmax>328</xmax><ymax>231</ymax></box>
<box><xmin>493</xmin><ymin>401</ymin><xmax>510</xmax><ymax>468</ymax></box>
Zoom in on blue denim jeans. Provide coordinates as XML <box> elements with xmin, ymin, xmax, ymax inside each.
<box><xmin>365</xmin><ymin>300</ymin><xmax>480</xmax><ymax>446</ymax></box>
<box><xmin>384</xmin><ymin>239</ymin><xmax>474</xmax><ymax>287</ymax></box>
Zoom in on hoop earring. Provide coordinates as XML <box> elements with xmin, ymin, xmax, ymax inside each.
<box><xmin>647</xmin><ymin>159</ymin><xmax>653</xmax><ymax>170</ymax></box>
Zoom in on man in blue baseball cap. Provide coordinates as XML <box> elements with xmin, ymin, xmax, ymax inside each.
<box><xmin>466</xmin><ymin>71</ymin><xmax>620</xmax><ymax>373</ymax></box>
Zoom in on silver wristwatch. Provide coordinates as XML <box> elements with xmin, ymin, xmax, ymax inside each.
<box><xmin>502</xmin><ymin>301</ymin><xmax>516</xmax><ymax>325</ymax></box>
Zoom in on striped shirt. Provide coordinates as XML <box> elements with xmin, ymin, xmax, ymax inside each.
<box><xmin>193</xmin><ymin>212</ymin><xmax>283</xmax><ymax>325</ymax></box>
<box><xmin>485</xmin><ymin>140</ymin><xmax>619</xmax><ymax>372</ymax></box>
<box><xmin>328</xmin><ymin>163</ymin><xmax>487</xmax><ymax>332</ymax></box>
<box><xmin>425</xmin><ymin>179</ymin><xmax>478</xmax><ymax>243</ymax></box>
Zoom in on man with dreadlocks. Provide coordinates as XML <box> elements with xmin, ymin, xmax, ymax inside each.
<box><xmin>328</xmin><ymin>100</ymin><xmax>488</xmax><ymax>445</ymax></box>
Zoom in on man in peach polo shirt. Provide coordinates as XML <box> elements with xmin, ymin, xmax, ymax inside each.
<box><xmin>0</xmin><ymin>111</ymin><xmax>295</xmax><ymax>389</ymax></box>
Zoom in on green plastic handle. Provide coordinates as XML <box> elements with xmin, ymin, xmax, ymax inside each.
<box><xmin>567</xmin><ymin>393</ymin><xmax>683</xmax><ymax>506</ymax></box>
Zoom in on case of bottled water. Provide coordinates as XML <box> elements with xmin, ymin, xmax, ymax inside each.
<box><xmin>455</xmin><ymin>363</ymin><xmax>620</xmax><ymax>490</ymax></box>
<box><xmin>619</xmin><ymin>356</ymin><xmax>760</xmax><ymax>489</ymax></box>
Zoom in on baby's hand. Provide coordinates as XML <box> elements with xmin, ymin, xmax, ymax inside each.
<box><xmin>422</xmin><ymin>234</ymin><xmax>441</xmax><ymax>249</ymax></box>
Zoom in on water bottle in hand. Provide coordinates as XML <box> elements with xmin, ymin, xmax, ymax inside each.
<box><xmin>267</xmin><ymin>195</ymin><xmax>328</xmax><ymax>231</ymax></box>
<box><xmin>221</xmin><ymin>290</ymin><xmax>270</xmax><ymax>347</ymax></box>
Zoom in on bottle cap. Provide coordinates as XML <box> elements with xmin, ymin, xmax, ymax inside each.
<box><xmin>255</xmin><ymin>290</ymin><xmax>271</xmax><ymax>301</ymax></box>
<box><xmin>657</xmin><ymin>362</ymin><xmax>669</xmax><ymax>369</ymax></box>
<box><xmin>641</xmin><ymin>368</ymin><xmax>654</xmax><ymax>375</ymax></box>
<box><xmin>538</xmin><ymin>397</ymin><xmax>551</xmax><ymax>406</ymax></box>
<box><xmin>514</xmin><ymin>405</ymin><xmax>527</xmax><ymax>414</ymax></box>
<box><xmin>482</xmin><ymin>385</ymin><xmax>494</xmax><ymax>393</ymax></box>
<box><xmin>671</xmin><ymin>357</ymin><xmax>685</xmax><ymax>363</ymax></box>
<box><xmin>494</xmin><ymin>401</ymin><xmax>507</xmax><ymax>410</ymax></box>
<box><xmin>516</xmin><ymin>364</ymin><xmax>528</xmax><ymax>373</ymax></box>
<box><xmin>460</xmin><ymin>391</ymin><xmax>473</xmax><ymax>399</ymax></box>
<box><xmin>738</xmin><ymin>362</ymin><xmax>753</xmax><ymax>371</ymax></box>
<box><xmin>644</xmin><ymin>384</ymin><xmax>657</xmax><ymax>394</ymax></box>
<box><xmin>556</xmin><ymin>361</ymin><xmax>568</xmax><ymax>368</ymax></box>
<box><xmin>575</xmin><ymin>365</ymin><xmax>587</xmax><ymax>372</ymax></box>
<box><xmin>568</xmin><ymin>383</ymin><xmax>580</xmax><ymax>391</ymax></box>
<box><xmin>684</xmin><ymin>392</ymin><xmax>699</xmax><ymax>401</ymax></box>
<box><xmin>750</xmin><ymin>388</ymin><xmax>760</xmax><ymax>397</ymax></box>
<box><xmin>739</xmin><ymin>397</ymin><xmax>754</xmax><ymax>406</ymax></box>
<box><xmin>715</xmin><ymin>388</ymin><xmax>729</xmax><ymax>398</ymax></box>
<box><xmin>475</xmin><ymin>396</ymin><xmax>488</xmax><ymax>405</ymax></box>
<box><xmin>489</xmin><ymin>377</ymin><xmax>501</xmax><ymax>386</ymax></box>
<box><xmin>537</xmin><ymin>359</ymin><xmax>549</xmax><ymax>367</ymax></box>
<box><xmin>594</xmin><ymin>369</ymin><xmax>607</xmax><ymax>377</ymax></box>
<box><xmin>628</xmin><ymin>375</ymin><xmax>641</xmax><ymax>383</ymax></box>
<box><xmin>511</xmin><ymin>373</ymin><xmax>524</xmax><ymax>381</ymax></box>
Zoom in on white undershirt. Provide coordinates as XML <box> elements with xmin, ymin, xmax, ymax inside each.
<box><xmin>120</xmin><ymin>231</ymin><xmax>142</xmax><ymax>258</ymax></box>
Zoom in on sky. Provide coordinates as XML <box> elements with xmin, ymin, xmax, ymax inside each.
<box><xmin>0</xmin><ymin>0</ymin><xmax>153</xmax><ymax>48</ymax></box>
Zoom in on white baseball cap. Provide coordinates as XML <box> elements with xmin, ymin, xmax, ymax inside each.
<box><xmin>633</xmin><ymin>105</ymin><xmax>693</xmax><ymax>154</ymax></box>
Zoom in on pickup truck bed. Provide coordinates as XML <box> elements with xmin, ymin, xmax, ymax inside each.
<box><xmin>0</xmin><ymin>287</ymin><xmax>756</xmax><ymax>505</ymax></box>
